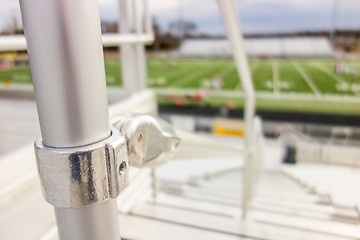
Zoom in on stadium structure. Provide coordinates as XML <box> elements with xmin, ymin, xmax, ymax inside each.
<box><xmin>1</xmin><ymin>0</ymin><xmax>360</xmax><ymax>240</ymax></box>
<box><xmin>177</xmin><ymin>37</ymin><xmax>334</xmax><ymax>58</ymax></box>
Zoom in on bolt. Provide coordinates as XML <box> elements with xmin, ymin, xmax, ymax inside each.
<box><xmin>119</xmin><ymin>161</ymin><xmax>127</xmax><ymax>176</ymax></box>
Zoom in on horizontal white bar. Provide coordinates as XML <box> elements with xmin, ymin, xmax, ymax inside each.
<box><xmin>0</xmin><ymin>35</ymin><xmax>26</xmax><ymax>52</ymax></box>
<box><xmin>0</xmin><ymin>33</ymin><xmax>154</xmax><ymax>52</ymax></box>
<box><xmin>102</xmin><ymin>33</ymin><xmax>154</xmax><ymax>47</ymax></box>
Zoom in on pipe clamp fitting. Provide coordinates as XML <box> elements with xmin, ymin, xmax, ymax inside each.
<box><xmin>34</xmin><ymin>127</ymin><xmax>129</xmax><ymax>208</ymax></box>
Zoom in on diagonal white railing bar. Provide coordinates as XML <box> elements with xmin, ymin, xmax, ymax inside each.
<box><xmin>216</xmin><ymin>0</ymin><xmax>256</xmax><ymax>219</ymax></box>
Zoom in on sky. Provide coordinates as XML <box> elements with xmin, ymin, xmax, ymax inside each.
<box><xmin>1</xmin><ymin>0</ymin><xmax>360</xmax><ymax>35</ymax></box>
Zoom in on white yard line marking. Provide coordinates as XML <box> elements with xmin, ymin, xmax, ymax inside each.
<box><xmin>159</xmin><ymin>68</ymin><xmax>188</xmax><ymax>81</ymax></box>
<box><xmin>149</xmin><ymin>61</ymin><xmax>222</xmax><ymax>81</ymax></box>
<box><xmin>273</xmin><ymin>60</ymin><xmax>279</xmax><ymax>94</ymax></box>
<box><xmin>314</xmin><ymin>63</ymin><xmax>343</xmax><ymax>84</ymax></box>
<box><xmin>235</xmin><ymin>81</ymin><xmax>242</xmax><ymax>90</ymax></box>
<box><xmin>306</xmin><ymin>62</ymin><xmax>360</xmax><ymax>97</ymax></box>
<box><xmin>170</xmin><ymin>64</ymin><xmax>225</xmax><ymax>87</ymax></box>
<box><xmin>292</xmin><ymin>61</ymin><xmax>321</xmax><ymax>98</ymax></box>
<box><xmin>149</xmin><ymin>64</ymin><xmax>196</xmax><ymax>81</ymax></box>
<box><xmin>215</xmin><ymin>63</ymin><xmax>235</xmax><ymax>77</ymax></box>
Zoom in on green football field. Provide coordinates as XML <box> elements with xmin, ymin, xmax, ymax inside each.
<box><xmin>1</xmin><ymin>58</ymin><xmax>360</xmax><ymax>115</ymax></box>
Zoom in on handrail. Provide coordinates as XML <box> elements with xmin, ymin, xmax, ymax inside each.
<box><xmin>0</xmin><ymin>33</ymin><xmax>154</xmax><ymax>52</ymax></box>
<box><xmin>1</xmin><ymin>0</ymin><xmax>154</xmax><ymax>53</ymax></box>
<box><xmin>279</xmin><ymin>125</ymin><xmax>318</xmax><ymax>145</ymax></box>
<box><xmin>280</xmin><ymin>124</ymin><xmax>360</xmax><ymax>149</ymax></box>
<box><xmin>16</xmin><ymin>0</ymin><xmax>156</xmax><ymax>238</ymax></box>
<box><xmin>216</xmin><ymin>0</ymin><xmax>256</xmax><ymax>219</ymax></box>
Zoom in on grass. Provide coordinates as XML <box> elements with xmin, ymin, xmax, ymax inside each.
<box><xmin>251</xmin><ymin>60</ymin><xmax>273</xmax><ymax>91</ymax></box>
<box><xmin>278</xmin><ymin>61</ymin><xmax>312</xmax><ymax>93</ymax></box>
<box><xmin>299</xmin><ymin>61</ymin><xmax>344</xmax><ymax>95</ymax></box>
<box><xmin>0</xmin><ymin>66</ymin><xmax>31</xmax><ymax>84</ymax></box>
<box><xmin>1</xmin><ymin>58</ymin><xmax>360</xmax><ymax>115</ymax></box>
<box><xmin>104</xmin><ymin>59</ymin><xmax>122</xmax><ymax>87</ymax></box>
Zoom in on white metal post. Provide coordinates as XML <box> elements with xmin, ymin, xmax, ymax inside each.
<box><xmin>120</xmin><ymin>0</ymin><xmax>138</xmax><ymax>94</ymax></box>
<box><xmin>144</xmin><ymin>0</ymin><xmax>153</xmax><ymax>38</ymax></box>
<box><xmin>19</xmin><ymin>0</ymin><xmax>120</xmax><ymax>239</ymax></box>
<box><xmin>119</xmin><ymin>0</ymin><xmax>149</xmax><ymax>94</ymax></box>
<box><xmin>134</xmin><ymin>0</ymin><xmax>148</xmax><ymax>91</ymax></box>
<box><xmin>0</xmin><ymin>32</ymin><xmax>154</xmax><ymax>52</ymax></box>
<box><xmin>216</xmin><ymin>0</ymin><xmax>256</xmax><ymax>219</ymax></box>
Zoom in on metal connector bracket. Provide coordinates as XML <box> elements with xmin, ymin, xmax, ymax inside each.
<box><xmin>34</xmin><ymin>115</ymin><xmax>180</xmax><ymax>209</ymax></box>
<box><xmin>34</xmin><ymin>127</ymin><xmax>129</xmax><ymax>208</ymax></box>
<box><xmin>111</xmin><ymin>114</ymin><xmax>181</xmax><ymax>168</ymax></box>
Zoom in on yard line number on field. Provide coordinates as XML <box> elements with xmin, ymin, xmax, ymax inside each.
<box><xmin>316</xmin><ymin>62</ymin><xmax>360</xmax><ymax>96</ymax></box>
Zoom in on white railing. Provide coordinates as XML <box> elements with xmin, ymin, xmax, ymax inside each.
<box><xmin>0</xmin><ymin>33</ymin><xmax>154</xmax><ymax>52</ymax></box>
<box><xmin>4</xmin><ymin>0</ymin><xmax>261</xmax><ymax>223</ymax></box>
<box><xmin>0</xmin><ymin>0</ymin><xmax>153</xmax><ymax>53</ymax></box>
<box><xmin>216</xmin><ymin>0</ymin><xmax>256</xmax><ymax>218</ymax></box>
<box><xmin>280</xmin><ymin>125</ymin><xmax>360</xmax><ymax>167</ymax></box>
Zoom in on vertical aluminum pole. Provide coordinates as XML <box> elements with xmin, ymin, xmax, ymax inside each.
<box><xmin>135</xmin><ymin>0</ymin><xmax>147</xmax><ymax>90</ymax></box>
<box><xmin>19</xmin><ymin>0</ymin><xmax>120</xmax><ymax>239</ymax></box>
<box><xmin>120</xmin><ymin>0</ymin><xmax>138</xmax><ymax>94</ymax></box>
<box><xmin>216</xmin><ymin>0</ymin><xmax>255</xmax><ymax>219</ymax></box>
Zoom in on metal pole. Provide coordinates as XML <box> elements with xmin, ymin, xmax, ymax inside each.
<box><xmin>120</xmin><ymin>0</ymin><xmax>138</xmax><ymax>94</ymax></box>
<box><xmin>216</xmin><ymin>0</ymin><xmax>255</xmax><ymax>219</ymax></box>
<box><xmin>144</xmin><ymin>0</ymin><xmax>153</xmax><ymax>36</ymax></box>
<box><xmin>135</xmin><ymin>0</ymin><xmax>147</xmax><ymax>90</ymax></box>
<box><xmin>0</xmin><ymin>33</ymin><xmax>154</xmax><ymax>52</ymax></box>
<box><xmin>19</xmin><ymin>0</ymin><xmax>120</xmax><ymax>239</ymax></box>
